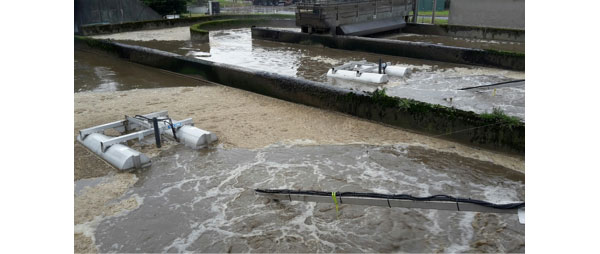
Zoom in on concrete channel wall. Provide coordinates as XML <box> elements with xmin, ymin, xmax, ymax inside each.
<box><xmin>251</xmin><ymin>27</ymin><xmax>524</xmax><ymax>71</ymax></box>
<box><xmin>77</xmin><ymin>14</ymin><xmax>296</xmax><ymax>36</ymax></box>
<box><xmin>75</xmin><ymin>36</ymin><xmax>524</xmax><ymax>154</ymax></box>
<box><xmin>190</xmin><ymin>19</ymin><xmax>296</xmax><ymax>43</ymax></box>
<box><xmin>74</xmin><ymin>0</ymin><xmax>162</xmax><ymax>33</ymax></box>
<box><xmin>402</xmin><ymin>23</ymin><xmax>525</xmax><ymax>42</ymax></box>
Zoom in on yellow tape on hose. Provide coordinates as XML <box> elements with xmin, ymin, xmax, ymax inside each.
<box><xmin>332</xmin><ymin>192</ymin><xmax>339</xmax><ymax>219</ymax></box>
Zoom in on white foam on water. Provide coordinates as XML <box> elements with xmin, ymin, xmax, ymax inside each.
<box><xmin>473</xmin><ymin>182</ymin><xmax>522</xmax><ymax>203</ymax></box>
<box><xmin>445</xmin><ymin>212</ymin><xmax>476</xmax><ymax>253</ymax></box>
<box><xmin>76</xmin><ymin>192</ymin><xmax>144</xmax><ymax>251</ymax></box>
<box><xmin>75</xmin><ymin>215</ymin><xmax>104</xmax><ymax>245</ymax></box>
<box><xmin>92</xmin><ymin>144</ymin><xmax>523</xmax><ymax>252</ymax></box>
<box><xmin>264</xmin><ymin>139</ymin><xmax>318</xmax><ymax>149</ymax></box>
<box><xmin>308</xmin><ymin>55</ymin><xmax>342</xmax><ymax>66</ymax></box>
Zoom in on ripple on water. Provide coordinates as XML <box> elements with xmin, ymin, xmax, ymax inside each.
<box><xmin>92</xmin><ymin>144</ymin><xmax>524</xmax><ymax>253</ymax></box>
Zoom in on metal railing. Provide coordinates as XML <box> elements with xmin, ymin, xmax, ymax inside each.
<box><xmin>296</xmin><ymin>0</ymin><xmax>413</xmax><ymax>30</ymax></box>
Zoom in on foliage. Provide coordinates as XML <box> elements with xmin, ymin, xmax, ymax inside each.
<box><xmin>142</xmin><ymin>0</ymin><xmax>187</xmax><ymax>15</ymax></box>
<box><xmin>370</xmin><ymin>88</ymin><xmax>399</xmax><ymax>107</ymax></box>
<box><xmin>480</xmin><ymin>107</ymin><xmax>522</xmax><ymax>128</ymax></box>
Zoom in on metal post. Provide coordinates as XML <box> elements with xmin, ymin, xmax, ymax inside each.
<box><xmin>431</xmin><ymin>0</ymin><xmax>436</xmax><ymax>24</ymax></box>
<box><xmin>378</xmin><ymin>58</ymin><xmax>382</xmax><ymax>74</ymax></box>
<box><xmin>152</xmin><ymin>117</ymin><xmax>161</xmax><ymax>148</ymax></box>
<box><xmin>413</xmin><ymin>0</ymin><xmax>419</xmax><ymax>23</ymax></box>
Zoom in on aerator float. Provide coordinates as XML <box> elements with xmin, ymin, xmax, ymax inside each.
<box><xmin>77</xmin><ymin>110</ymin><xmax>217</xmax><ymax>170</ymax></box>
<box><xmin>326</xmin><ymin>60</ymin><xmax>410</xmax><ymax>84</ymax></box>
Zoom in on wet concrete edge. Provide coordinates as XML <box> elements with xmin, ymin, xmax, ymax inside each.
<box><xmin>402</xmin><ymin>23</ymin><xmax>525</xmax><ymax>42</ymax></box>
<box><xmin>251</xmin><ymin>27</ymin><xmax>525</xmax><ymax>71</ymax></box>
<box><xmin>74</xmin><ymin>36</ymin><xmax>525</xmax><ymax>154</ymax></box>
<box><xmin>190</xmin><ymin>19</ymin><xmax>296</xmax><ymax>43</ymax></box>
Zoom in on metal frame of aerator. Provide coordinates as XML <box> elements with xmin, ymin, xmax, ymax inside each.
<box><xmin>78</xmin><ymin>110</ymin><xmax>193</xmax><ymax>152</ymax></box>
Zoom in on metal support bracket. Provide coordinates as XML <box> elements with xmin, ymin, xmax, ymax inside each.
<box><xmin>100</xmin><ymin>118</ymin><xmax>193</xmax><ymax>152</ymax></box>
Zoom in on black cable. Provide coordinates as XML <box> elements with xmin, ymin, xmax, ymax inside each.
<box><xmin>459</xmin><ymin>79</ymin><xmax>525</xmax><ymax>91</ymax></box>
<box><xmin>255</xmin><ymin>189</ymin><xmax>524</xmax><ymax>210</ymax></box>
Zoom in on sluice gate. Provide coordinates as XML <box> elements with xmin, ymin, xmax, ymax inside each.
<box><xmin>296</xmin><ymin>0</ymin><xmax>413</xmax><ymax>35</ymax></box>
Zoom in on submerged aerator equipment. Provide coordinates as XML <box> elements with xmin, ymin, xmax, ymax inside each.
<box><xmin>77</xmin><ymin>110</ymin><xmax>217</xmax><ymax>170</ymax></box>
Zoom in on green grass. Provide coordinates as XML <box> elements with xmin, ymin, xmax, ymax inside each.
<box><xmin>410</xmin><ymin>10</ymin><xmax>449</xmax><ymax>17</ymax></box>
<box><xmin>413</xmin><ymin>17</ymin><xmax>448</xmax><ymax>25</ymax></box>
<box><xmin>211</xmin><ymin>0</ymin><xmax>252</xmax><ymax>8</ymax></box>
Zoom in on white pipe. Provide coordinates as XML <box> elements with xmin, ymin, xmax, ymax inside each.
<box><xmin>385</xmin><ymin>66</ymin><xmax>410</xmax><ymax>77</ymax></box>
<box><xmin>327</xmin><ymin>69</ymin><xmax>388</xmax><ymax>84</ymax></box>
<box><xmin>172</xmin><ymin>125</ymin><xmax>218</xmax><ymax>149</ymax></box>
<box><xmin>78</xmin><ymin>133</ymin><xmax>151</xmax><ymax>170</ymax></box>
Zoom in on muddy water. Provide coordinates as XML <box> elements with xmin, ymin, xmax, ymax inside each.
<box><xmin>92</xmin><ymin>27</ymin><xmax>525</xmax><ymax>119</ymax></box>
<box><xmin>78</xmin><ymin>144</ymin><xmax>524</xmax><ymax>253</ymax></box>
<box><xmin>74</xmin><ymin>43</ymin><xmax>525</xmax><ymax>252</ymax></box>
<box><xmin>74</xmin><ymin>50</ymin><xmax>210</xmax><ymax>92</ymax></box>
<box><xmin>373</xmin><ymin>33</ymin><xmax>525</xmax><ymax>53</ymax></box>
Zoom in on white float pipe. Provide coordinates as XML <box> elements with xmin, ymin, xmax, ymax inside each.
<box><xmin>77</xmin><ymin>133</ymin><xmax>151</xmax><ymax>170</ymax></box>
<box><xmin>385</xmin><ymin>66</ymin><xmax>410</xmax><ymax>77</ymax></box>
<box><xmin>327</xmin><ymin>69</ymin><xmax>389</xmax><ymax>84</ymax></box>
<box><xmin>171</xmin><ymin>125</ymin><xmax>218</xmax><ymax>149</ymax></box>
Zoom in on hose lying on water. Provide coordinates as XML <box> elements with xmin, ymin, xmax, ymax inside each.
<box><xmin>255</xmin><ymin>189</ymin><xmax>524</xmax><ymax>210</ymax></box>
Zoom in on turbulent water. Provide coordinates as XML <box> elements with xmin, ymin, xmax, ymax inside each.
<box><xmin>89</xmin><ymin>27</ymin><xmax>525</xmax><ymax>119</ymax></box>
<box><xmin>75</xmin><ymin>28</ymin><xmax>526</xmax><ymax>251</ymax></box>
<box><xmin>77</xmin><ymin>144</ymin><xmax>524</xmax><ymax>253</ymax></box>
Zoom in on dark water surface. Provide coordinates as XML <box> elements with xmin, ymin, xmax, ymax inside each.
<box><xmin>74</xmin><ymin>50</ymin><xmax>209</xmax><ymax>92</ymax></box>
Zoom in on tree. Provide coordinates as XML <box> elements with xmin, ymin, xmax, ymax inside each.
<box><xmin>142</xmin><ymin>0</ymin><xmax>187</xmax><ymax>16</ymax></box>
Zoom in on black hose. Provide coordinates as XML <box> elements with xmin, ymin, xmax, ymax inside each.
<box><xmin>255</xmin><ymin>189</ymin><xmax>524</xmax><ymax>210</ymax></box>
<box><xmin>459</xmin><ymin>79</ymin><xmax>525</xmax><ymax>91</ymax></box>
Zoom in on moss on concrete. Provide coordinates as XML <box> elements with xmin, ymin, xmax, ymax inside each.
<box><xmin>347</xmin><ymin>88</ymin><xmax>524</xmax><ymax>128</ymax></box>
<box><xmin>480</xmin><ymin>107</ymin><xmax>522</xmax><ymax>129</ymax></box>
<box><xmin>484</xmin><ymin>48</ymin><xmax>525</xmax><ymax>58</ymax></box>
<box><xmin>75</xmin><ymin>35</ymin><xmax>119</xmax><ymax>53</ymax></box>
